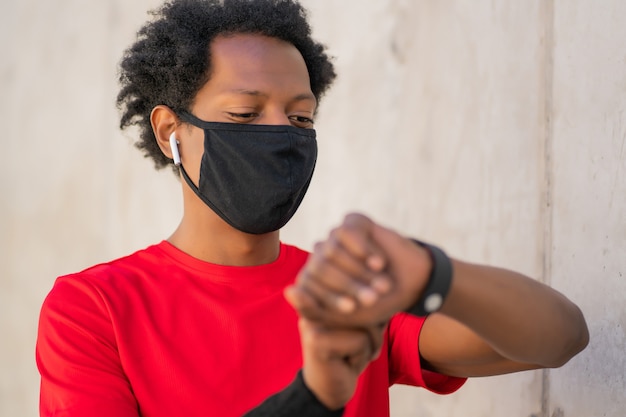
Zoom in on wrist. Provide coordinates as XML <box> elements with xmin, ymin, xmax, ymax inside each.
<box><xmin>301</xmin><ymin>368</ymin><xmax>347</xmax><ymax>411</ymax></box>
<box><xmin>406</xmin><ymin>239</ymin><xmax>454</xmax><ymax>317</ymax></box>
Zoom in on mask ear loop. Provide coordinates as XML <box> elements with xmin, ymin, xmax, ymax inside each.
<box><xmin>169</xmin><ymin>127</ymin><xmax>227</xmax><ymax>224</ymax></box>
<box><xmin>169</xmin><ymin>132</ymin><xmax>181</xmax><ymax>166</ymax></box>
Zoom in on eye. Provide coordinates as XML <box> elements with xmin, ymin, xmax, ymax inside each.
<box><xmin>289</xmin><ymin>115</ymin><xmax>315</xmax><ymax>128</ymax></box>
<box><xmin>226</xmin><ymin>112</ymin><xmax>259</xmax><ymax>123</ymax></box>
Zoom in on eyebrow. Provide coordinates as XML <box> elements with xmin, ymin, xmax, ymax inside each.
<box><xmin>227</xmin><ymin>89</ymin><xmax>317</xmax><ymax>104</ymax></box>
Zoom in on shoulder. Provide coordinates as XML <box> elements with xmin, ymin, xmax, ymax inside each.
<box><xmin>79</xmin><ymin>242</ymin><xmax>169</xmax><ymax>281</ymax></box>
<box><xmin>56</xmin><ymin>241</ymin><xmax>171</xmax><ymax>290</ymax></box>
<box><xmin>42</xmin><ymin>242</ymin><xmax>169</xmax><ymax>313</ymax></box>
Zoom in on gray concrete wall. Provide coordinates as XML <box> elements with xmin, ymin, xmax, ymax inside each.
<box><xmin>1</xmin><ymin>1</ymin><xmax>623</xmax><ymax>416</ymax></box>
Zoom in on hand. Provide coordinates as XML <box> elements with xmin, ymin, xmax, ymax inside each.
<box><xmin>299</xmin><ymin>318</ymin><xmax>385</xmax><ymax>410</ymax></box>
<box><xmin>285</xmin><ymin>213</ymin><xmax>433</xmax><ymax>327</ymax></box>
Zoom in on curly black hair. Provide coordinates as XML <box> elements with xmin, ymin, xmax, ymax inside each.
<box><xmin>116</xmin><ymin>0</ymin><xmax>336</xmax><ymax>171</ymax></box>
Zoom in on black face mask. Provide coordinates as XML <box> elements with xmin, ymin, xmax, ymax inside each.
<box><xmin>177</xmin><ymin>111</ymin><xmax>317</xmax><ymax>235</ymax></box>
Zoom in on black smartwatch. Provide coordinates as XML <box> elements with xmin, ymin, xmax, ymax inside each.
<box><xmin>406</xmin><ymin>239</ymin><xmax>454</xmax><ymax>317</ymax></box>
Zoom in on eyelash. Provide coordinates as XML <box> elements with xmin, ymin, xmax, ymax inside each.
<box><xmin>290</xmin><ymin>116</ymin><xmax>315</xmax><ymax>125</ymax></box>
<box><xmin>227</xmin><ymin>112</ymin><xmax>258</xmax><ymax>120</ymax></box>
<box><xmin>226</xmin><ymin>113</ymin><xmax>314</xmax><ymax>126</ymax></box>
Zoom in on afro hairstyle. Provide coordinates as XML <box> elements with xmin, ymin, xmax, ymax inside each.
<box><xmin>116</xmin><ymin>0</ymin><xmax>336</xmax><ymax>171</ymax></box>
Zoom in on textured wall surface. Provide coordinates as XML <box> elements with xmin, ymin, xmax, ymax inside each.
<box><xmin>1</xmin><ymin>1</ymin><xmax>624</xmax><ymax>416</ymax></box>
<box><xmin>548</xmin><ymin>2</ymin><xmax>626</xmax><ymax>416</ymax></box>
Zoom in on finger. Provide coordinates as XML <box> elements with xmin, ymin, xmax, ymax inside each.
<box><xmin>308</xmin><ymin>243</ymin><xmax>388</xmax><ymax>307</ymax></box>
<box><xmin>314</xmin><ymin>240</ymin><xmax>392</xmax><ymax>297</ymax></box>
<box><xmin>295</xmin><ymin>268</ymin><xmax>399</xmax><ymax>328</ymax></box>
<box><xmin>334</xmin><ymin>213</ymin><xmax>387</xmax><ymax>273</ymax></box>
<box><xmin>298</xmin><ymin>272</ymin><xmax>359</xmax><ymax>313</ymax></box>
<box><xmin>284</xmin><ymin>285</ymin><xmax>328</xmax><ymax>321</ymax></box>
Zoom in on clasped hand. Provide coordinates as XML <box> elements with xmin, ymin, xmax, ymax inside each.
<box><xmin>284</xmin><ymin>213</ymin><xmax>433</xmax><ymax>409</ymax></box>
<box><xmin>286</xmin><ymin>212</ymin><xmax>433</xmax><ymax>326</ymax></box>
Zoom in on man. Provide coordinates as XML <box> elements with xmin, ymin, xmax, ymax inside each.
<box><xmin>36</xmin><ymin>1</ymin><xmax>589</xmax><ymax>416</ymax></box>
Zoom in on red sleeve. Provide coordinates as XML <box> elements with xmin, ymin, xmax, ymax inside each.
<box><xmin>36</xmin><ymin>275</ymin><xmax>140</xmax><ymax>417</ymax></box>
<box><xmin>388</xmin><ymin>313</ymin><xmax>466</xmax><ymax>394</ymax></box>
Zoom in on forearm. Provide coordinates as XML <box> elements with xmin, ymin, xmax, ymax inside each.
<box><xmin>439</xmin><ymin>259</ymin><xmax>589</xmax><ymax>367</ymax></box>
<box><xmin>286</xmin><ymin>214</ymin><xmax>589</xmax><ymax>378</ymax></box>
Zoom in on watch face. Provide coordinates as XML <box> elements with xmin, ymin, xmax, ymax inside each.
<box><xmin>424</xmin><ymin>293</ymin><xmax>443</xmax><ymax>313</ymax></box>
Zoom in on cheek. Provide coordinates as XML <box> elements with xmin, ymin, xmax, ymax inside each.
<box><xmin>180</xmin><ymin>130</ymin><xmax>205</xmax><ymax>184</ymax></box>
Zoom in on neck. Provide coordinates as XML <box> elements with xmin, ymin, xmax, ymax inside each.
<box><xmin>168</xmin><ymin>191</ymin><xmax>281</xmax><ymax>266</ymax></box>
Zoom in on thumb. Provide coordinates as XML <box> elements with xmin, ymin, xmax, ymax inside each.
<box><xmin>284</xmin><ymin>285</ymin><xmax>326</xmax><ymax>321</ymax></box>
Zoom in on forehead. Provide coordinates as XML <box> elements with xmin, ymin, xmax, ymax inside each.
<box><xmin>204</xmin><ymin>33</ymin><xmax>312</xmax><ymax>96</ymax></box>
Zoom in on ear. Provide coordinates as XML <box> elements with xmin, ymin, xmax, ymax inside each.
<box><xmin>150</xmin><ymin>105</ymin><xmax>179</xmax><ymax>160</ymax></box>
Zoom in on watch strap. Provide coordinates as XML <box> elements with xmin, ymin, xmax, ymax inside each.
<box><xmin>406</xmin><ymin>239</ymin><xmax>454</xmax><ymax>317</ymax></box>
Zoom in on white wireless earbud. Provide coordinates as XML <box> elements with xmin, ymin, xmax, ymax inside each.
<box><xmin>169</xmin><ymin>132</ymin><xmax>181</xmax><ymax>166</ymax></box>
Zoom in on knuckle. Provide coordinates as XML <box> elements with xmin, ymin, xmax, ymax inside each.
<box><xmin>304</xmin><ymin>254</ymin><xmax>324</xmax><ymax>277</ymax></box>
<box><xmin>332</xmin><ymin>226</ymin><xmax>354</xmax><ymax>248</ymax></box>
<box><xmin>330</xmin><ymin>225</ymin><xmax>348</xmax><ymax>243</ymax></box>
<box><xmin>307</xmin><ymin>260</ymin><xmax>323</xmax><ymax>278</ymax></box>
<box><xmin>347</xmin><ymin>280</ymin><xmax>368</xmax><ymax>300</ymax></box>
<box><xmin>322</xmin><ymin>239</ymin><xmax>339</xmax><ymax>261</ymax></box>
<box><xmin>344</xmin><ymin>212</ymin><xmax>366</xmax><ymax>227</ymax></box>
<box><xmin>314</xmin><ymin>240</ymin><xmax>340</xmax><ymax>264</ymax></box>
<box><xmin>313</xmin><ymin>241</ymin><xmax>325</xmax><ymax>255</ymax></box>
<box><xmin>343</xmin><ymin>212</ymin><xmax>358</xmax><ymax>224</ymax></box>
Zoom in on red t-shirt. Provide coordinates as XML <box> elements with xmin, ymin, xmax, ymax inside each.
<box><xmin>36</xmin><ymin>241</ymin><xmax>464</xmax><ymax>417</ymax></box>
